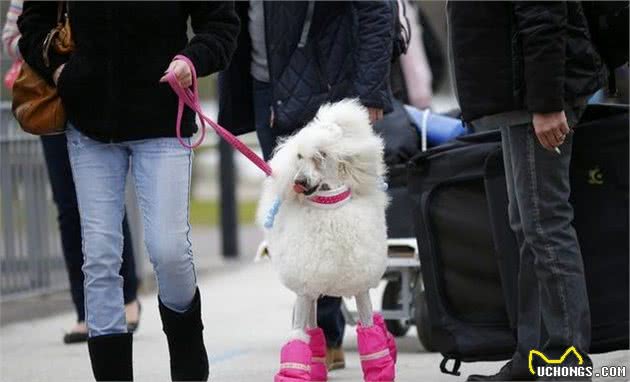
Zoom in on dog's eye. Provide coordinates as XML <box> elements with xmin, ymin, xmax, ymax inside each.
<box><xmin>297</xmin><ymin>153</ymin><xmax>303</xmax><ymax>160</ymax></box>
<box><xmin>318</xmin><ymin>151</ymin><xmax>327</xmax><ymax>158</ymax></box>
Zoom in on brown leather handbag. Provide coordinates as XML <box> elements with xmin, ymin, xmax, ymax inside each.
<box><xmin>12</xmin><ymin>2</ymin><xmax>74</xmax><ymax>135</ymax></box>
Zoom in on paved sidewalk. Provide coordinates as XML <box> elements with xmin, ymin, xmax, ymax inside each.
<box><xmin>2</xmin><ymin>257</ymin><xmax>629</xmax><ymax>382</ymax></box>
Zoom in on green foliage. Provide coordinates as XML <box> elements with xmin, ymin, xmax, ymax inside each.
<box><xmin>189</xmin><ymin>199</ymin><xmax>257</xmax><ymax>226</ymax></box>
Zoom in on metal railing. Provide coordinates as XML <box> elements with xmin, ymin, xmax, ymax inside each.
<box><xmin>0</xmin><ymin>102</ymin><xmax>151</xmax><ymax>301</ymax></box>
<box><xmin>0</xmin><ymin>102</ymin><xmax>68</xmax><ymax>300</ymax></box>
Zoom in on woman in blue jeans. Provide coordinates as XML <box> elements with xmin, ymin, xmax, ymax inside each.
<box><xmin>18</xmin><ymin>2</ymin><xmax>239</xmax><ymax>380</ymax></box>
<box><xmin>2</xmin><ymin>0</ymin><xmax>141</xmax><ymax>345</ymax></box>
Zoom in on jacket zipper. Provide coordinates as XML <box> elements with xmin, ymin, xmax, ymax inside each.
<box><xmin>263</xmin><ymin>1</ymin><xmax>277</xmax><ymax>128</ymax></box>
<box><xmin>298</xmin><ymin>1</ymin><xmax>315</xmax><ymax>49</ymax></box>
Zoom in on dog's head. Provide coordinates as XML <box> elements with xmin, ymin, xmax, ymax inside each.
<box><xmin>269</xmin><ymin>99</ymin><xmax>386</xmax><ymax>201</ymax></box>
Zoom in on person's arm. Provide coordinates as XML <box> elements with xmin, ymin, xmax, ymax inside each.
<box><xmin>513</xmin><ymin>1</ymin><xmax>570</xmax><ymax>150</ymax></box>
<box><xmin>398</xmin><ymin>0</ymin><xmax>432</xmax><ymax>109</ymax></box>
<box><xmin>2</xmin><ymin>0</ymin><xmax>23</xmax><ymax>59</ymax></box>
<box><xmin>352</xmin><ymin>0</ymin><xmax>394</xmax><ymax>122</ymax></box>
<box><xmin>179</xmin><ymin>1</ymin><xmax>240</xmax><ymax>77</ymax></box>
<box><xmin>513</xmin><ymin>1</ymin><xmax>567</xmax><ymax>113</ymax></box>
<box><xmin>17</xmin><ymin>1</ymin><xmax>68</xmax><ymax>84</ymax></box>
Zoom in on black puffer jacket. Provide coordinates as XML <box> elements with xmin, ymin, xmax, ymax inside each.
<box><xmin>219</xmin><ymin>1</ymin><xmax>394</xmax><ymax>136</ymax></box>
<box><xmin>18</xmin><ymin>1</ymin><xmax>239</xmax><ymax>142</ymax></box>
<box><xmin>448</xmin><ymin>1</ymin><xmax>606</xmax><ymax>123</ymax></box>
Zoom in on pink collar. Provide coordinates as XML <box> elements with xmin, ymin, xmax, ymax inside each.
<box><xmin>305</xmin><ymin>186</ymin><xmax>352</xmax><ymax>209</ymax></box>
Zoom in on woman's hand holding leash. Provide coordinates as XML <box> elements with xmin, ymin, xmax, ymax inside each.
<box><xmin>160</xmin><ymin>59</ymin><xmax>192</xmax><ymax>88</ymax></box>
<box><xmin>163</xmin><ymin>54</ymin><xmax>273</xmax><ymax>177</ymax></box>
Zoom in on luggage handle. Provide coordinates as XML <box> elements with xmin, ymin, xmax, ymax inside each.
<box><xmin>440</xmin><ymin>357</ymin><xmax>462</xmax><ymax>376</ymax></box>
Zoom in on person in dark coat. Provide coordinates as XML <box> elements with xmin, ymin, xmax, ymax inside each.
<box><xmin>18</xmin><ymin>2</ymin><xmax>239</xmax><ymax>380</ymax></box>
<box><xmin>218</xmin><ymin>0</ymin><xmax>395</xmax><ymax>371</ymax></box>
<box><xmin>448</xmin><ymin>2</ymin><xmax>606</xmax><ymax>381</ymax></box>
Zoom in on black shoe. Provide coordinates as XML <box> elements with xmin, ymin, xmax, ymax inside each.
<box><xmin>467</xmin><ymin>360</ymin><xmax>537</xmax><ymax>381</ymax></box>
<box><xmin>87</xmin><ymin>333</ymin><xmax>133</xmax><ymax>381</ymax></box>
<box><xmin>159</xmin><ymin>288</ymin><xmax>209</xmax><ymax>381</ymax></box>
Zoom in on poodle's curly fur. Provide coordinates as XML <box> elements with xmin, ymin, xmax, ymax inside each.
<box><xmin>257</xmin><ymin>99</ymin><xmax>389</xmax><ymax>298</ymax></box>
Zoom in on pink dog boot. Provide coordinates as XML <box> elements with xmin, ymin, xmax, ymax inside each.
<box><xmin>307</xmin><ymin>328</ymin><xmax>328</xmax><ymax>382</ymax></box>
<box><xmin>275</xmin><ymin>339</ymin><xmax>312</xmax><ymax>382</ymax></box>
<box><xmin>373</xmin><ymin>313</ymin><xmax>398</xmax><ymax>363</ymax></box>
<box><xmin>357</xmin><ymin>324</ymin><xmax>395</xmax><ymax>382</ymax></box>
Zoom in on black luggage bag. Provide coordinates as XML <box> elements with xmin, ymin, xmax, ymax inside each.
<box><xmin>373</xmin><ymin>99</ymin><xmax>420</xmax><ymax>238</ymax></box>
<box><xmin>407</xmin><ymin>104</ymin><xmax>629</xmax><ymax>375</ymax></box>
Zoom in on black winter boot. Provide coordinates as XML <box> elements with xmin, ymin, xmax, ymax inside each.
<box><xmin>159</xmin><ymin>288</ymin><xmax>209</xmax><ymax>381</ymax></box>
<box><xmin>87</xmin><ymin>333</ymin><xmax>133</xmax><ymax>381</ymax></box>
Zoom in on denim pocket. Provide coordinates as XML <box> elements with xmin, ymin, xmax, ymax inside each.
<box><xmin>65</xmin><ymin>124</ymin><xmax>93</xmax><ymax>150</ymax></box>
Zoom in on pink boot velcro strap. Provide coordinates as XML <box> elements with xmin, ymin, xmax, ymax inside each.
<box><xmin>359</xmin><ymin>348</ymin><xmax>390</xmax><ymax>362</ymax></box>
<box><xmin>279</xmin><ymin>362</ymin><xmax>311</xmax><ymax>372</ymax></box>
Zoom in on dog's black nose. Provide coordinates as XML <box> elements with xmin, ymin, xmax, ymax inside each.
<box><xmin>294</xmin><ymin>177</ymin><xmax>309</xmax><ymax>189</ymax></box>
<box><xmin>293</xmin><ymin>177</ymin><xmax>318</xmax><ymax>195</ymax></box>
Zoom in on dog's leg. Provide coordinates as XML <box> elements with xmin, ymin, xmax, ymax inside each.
<box><xmin>355</xmin><ymin>290</ymin><xmax>374</xmax><ymax>326</ymax></box>
<box><xmin>292</xmin><ymin>296</ymin><xmax>310</xmax><ymax>331</ymax></box>
<box><xmin>305</xmin><ymin>298</ymin><xmax>327</xmax><ymax>382</ymax></box>
<box><xmin>355</xmin><ymin>290</ymin><xmax>397</xmax><ymax>360</ymax></box>
<box><xmin>355</xmin><ymin>290</ymin><xmax>395</xmax><ymax>382</ymax></box>
<box><xmin>276</xmin><ymin>296</ymin><xmax>312</xmax><ymax>382</ymax></box>
<box><xmin>306</xmin><ymin>299</ymin><xmax>317</xmax><ymax>329</ymax></box>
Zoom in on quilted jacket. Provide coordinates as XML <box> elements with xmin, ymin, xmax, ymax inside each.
<box><xmin>219</xmin><ymin>1</ymin><xmax>394</xmax><ymax>136</ymax></box>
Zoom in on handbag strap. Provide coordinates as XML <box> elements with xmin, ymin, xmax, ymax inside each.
<box><xmin>43</xmin><ymin>2</ymin><xmax>68</xmax><ymax>67</ymax></box>
<box><xmin>56</xmin><ymin>2</ymin><xmax>64</xmax><ymax>24</ymax></box>
<box><xmin>164</xmin><ymin>55</ymin><xmax>273</xmax><ymax>177</ymax></box>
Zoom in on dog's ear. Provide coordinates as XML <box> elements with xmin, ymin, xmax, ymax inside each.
<box><xmin>333</xmin><ymin>132</ymin><xmax>387</xmax><ymax>193</ymax></box>
<box><xmin>337</xmin><ymin>156</ymin><xmax>353</xmax><ymax>178</ymax></box>
<box><xmin>336</xmin><ymin>151</ymin><xmax>371</xmax><ymax>186</ymax></box>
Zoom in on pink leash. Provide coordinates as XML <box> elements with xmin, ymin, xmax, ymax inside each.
<box><xmin>164</xmin><ymin>55</ymin><xmax>273</xmax><ymax>177</ymax></box>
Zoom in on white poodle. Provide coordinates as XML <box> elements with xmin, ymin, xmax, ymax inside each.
<box><xmin>257</xmin><ymin>99</ymin><xmax>396</xmax><ymax>382</ymax></box>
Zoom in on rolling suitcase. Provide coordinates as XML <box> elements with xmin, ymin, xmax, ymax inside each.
<box><xmin>408</xmin><ymin>104</ymin><xmax>629</xmax><ymax>375</ymax></box>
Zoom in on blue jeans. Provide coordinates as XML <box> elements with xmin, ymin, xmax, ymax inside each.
<box><xmin>253</xmin><ymin>79</ymin><xmax>346</xmax><ymax>347</ymax></box>
<box><xmin>41</xmin><ymin>134</ymin><xmax>139</xmax><ymax>323</ymax></box>
<box><xmin>501</xmin><ymin>124</ymin><xmax>591</xmax><ymax>369</ymax></box>
<box><xmin>66</xmin><ymin>126</ymin><xmax>197</xmax><ymax>337</ymax></box>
